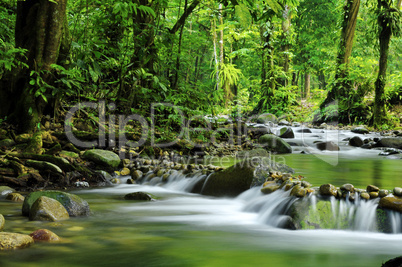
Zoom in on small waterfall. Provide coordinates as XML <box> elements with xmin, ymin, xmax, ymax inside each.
<box><xmin>390</xmin><ymin>211</ymin><xmax>402</xmax><ymax>234</ymax></box>
<box><xmin>239</xmin><ymin>189</ymin><xmax>297</xmax><ymax>228</ymax></box>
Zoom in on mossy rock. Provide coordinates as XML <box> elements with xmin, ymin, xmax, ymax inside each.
<box><xmin>377</xmin><ymin>137</ymin><xmax>402</xmax><ymax>149</ymax></box>
<box><xmin>24</xmin><ymin>132</ymin><xmax>43</xmax><ymax>154</ymax></box>
<box><xmin>22</xmin><ymin>191</ymin><xmax>90</xmax><ymax>217</ymax></box>
<box><xmin>289</xmin><ymin>200</ymin><xmax>350</xmax><ymax>230</ymax></box>
<box><xmin>378</xmin><ymin>195</ymin><xmax>402</xmax><ymax>213</ymax></box>
<box><xmin>201</xmin><ymin>160</ymin><xmax>255</xmax><ymax>197</ymax></box>
<box><xmin>82</xmin><ymin>149</ymin><xmax>121</xmax><ymax>170</ymax></box>
<box><xmin>236</xmin><ymin>148</ymin><xmax>269</xmax><ymax>158</ymax></box>
<box><xmin>256</xmin><ymin>113</ymin><xmax>278</xmax><ymax>124</ymax></box>
<box><xmin>59</xmin><ymin>150</ymin><xmax>79</xmax><ymax>159</ymax></box>
<box><xmin>0</xmin><ymin>139</ymin><xmax>15</xmax><ymax>148</ymax></box>
<box><xmin>279</xmin><ymin>127</ymin><xmax>295</xmax><ymax>139</ymax></box>
<box><xmin>26</xmin><ymin>160</ymin><xmax>63</xmax><ymax>174</ymax></box>
<box><xmin>259</xmin><ymin>134</ymin><xmax>292</xmax><ymax>154</ymax></box>
<box><xmin>29</xmin><ymin>196</ymin><xmax>70</xmax><ymax>221</ymax></box>
<box><xmin>124</xmin><ymin>192</ymin><xmax>154</xmax><ymax>201</ymax></box>
<box><xmin>0</xmin><ymin>233</ymin><xmax>34</xmax><ymax>250</ymax></box>
<box><xmin>376</xmin><ymin>208</ymin><xmax>393</xmax><ymax>233</ymax></box>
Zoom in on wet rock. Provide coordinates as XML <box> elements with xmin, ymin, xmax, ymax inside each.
<box><xmin>393</xmin><ymin>187</ymin><xmax>402</xmax><ymax>197</ymax></box>
<box><xmin>261</xmin><ymin>181</ymin><xmax>280</xmax><ymax>194</ymax></box>
<box><xmin>279</xmin><ymin>127</ymin><xmax>295</xmax><ymax>139</ymax></box>
<box><xmin>0</xmin><ymin>233</ymin><xmax>34</xmax><ymax>250</ymax></box>
<box><xmin>124</xmin><ymin>192</ymin><xmax>154</xmax><ymax>201</ymax></box>
<box><xmin>256</xmin><ymin>113</ymin><xmax>278</xmax><ymax>124</ymax></box>
<box><xmin>316</xmin><ymin>141</ymin><xmax>340</xmax><ymax>151</ymax></box>
<box><xmin>0</xmin><ymin>214</ymin><xmax>4</xmax><ymax>231</ymax></box>
<box><xmin>126</xmin><ymin>179</ymin><xmax>135</xmax><ymax>184</ymax></box>
<box><xmin>201</xmin><ymin>160</ymin><xmax>255</xmax><ymax>197</ymax></box>
<box><xmin>341</xmin><ymin>183</ymin><xmax>354</xmax><ymax>192</ymax></box>
<box><xmin>278</xmin><ymin>120</ymin><xmax>291</xmax><ymax>126</ymax></box>
<box><xmin>29</xmin><ymin>229</ymin><xmax>61</xmax><ymax>242</ymax></box>
<box><xmin>351</xmin><ymin>127</ymin><xmax>369</xmax><ymax>134</ymax></box>
<box><xmin>26</xmin><ymin>160</ymin><xmax>63</xmax><ymax>174</ymax></box>
<box><xmin>377</xmin><ymin>137</ymin><xmax>402</xmax><ymax>149</ymax></box>
<box><xmin>360</xmin><ymin>192</ymin><xmax>370</xmax><ymax>200</ymax></box>
<box><xmin>379</xmin><ymin>148</ymin><xmax>400</xmax><ymax>156</ymax></box>
<box><xmin>369</xmin><ymin>192</ymin><xmax>379</xmax><ymax>199</ymax></box>
<box><xmin>378</xmin><ymin>195</ymin><xmax>402</xmax><ymax>213</ymax></box>
<box><xmin>379</xmin><ymin>189</ymin><xmax>389</xmax><ymax>198</ymax></box>
<box><xmin>5</xmin><ymin>193</ymin><xmax>24</xmax><ymax>202</ymax></box>
<box><xmin>120</xmin><ymin>167</ymin><xmax>130</xmax><ymax>176</ymax></box>
<box><xmin>367</xmin><ymin>185</ymin><xmax>380</xmax><ymax>193</ymax></box>
<box><xmin>29</xmin><ymin>196</ymin><xmax>70</xmax><ymax>221</ymax></box>
<box><xmin>259</xmin><ymin>134</ymin><xmax>292</xmax><ymax>154</ymax></box>
<box><xmin>382</xmin><ymin>256</ymin><xmax>402</xmax><ymax>267</ymax></box>
<box><xmin>0</xmin><ymin>186</ymin><xmax>15</xmax><ymax>198</ymax></box>
<box><xmin>290</xmin><ymin>184</ymin><xmax>307</xmax><ymax>198</ymax></box>
<box><xmin>296</xmin><ymin>128</ymin><xmax>312</xmax><ymax>133</ymax></box>
<box><xmin>349</xmin><ymin>136</ymin><xmax>364</xmax><ymax>147</ymax></box>
<box><xmin>22</xmin><ymin>191</ymin><xmax>90</xmax><ymax>217</ymax></box>
<box><xmin>82</xmin><ymin>149</ymin><xmax>121</xmax><ymax>170</ymax></box>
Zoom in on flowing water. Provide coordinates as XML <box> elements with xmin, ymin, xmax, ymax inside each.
<box><xmin>1</xmin><ymin>126</ymin><xmax>402</xmax><ymax>266</ymax></box>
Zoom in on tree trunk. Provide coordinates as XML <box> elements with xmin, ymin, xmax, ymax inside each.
<box><xmin>280</xmin><ymin>5</ymin><xmax>291</xmax><ymax>87</ymax></box>
<box><xmin>321</xmin><ymin>0</ymin><xmax>360</xmax><ymax>108</ymax></box>
<box><xmin>372</xmin><ymin>0</ymin><xmax>393</xmax><ymax>128</ymax></box>
<box><xmin>252</xmin><ymin>21</ymin><xmax>275</xmax><ymax>114</ymax></box>
<box><xmin>3</xmin><ymin>0</ymin><xmax>69</xmax><ymax>133</ymax></box>
<box><xmin>304</xmin><ymin>72</ymin><xmax>311</xmax><ymax>98</ymax></box>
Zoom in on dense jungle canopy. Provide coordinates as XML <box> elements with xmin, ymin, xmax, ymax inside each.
<box><xmin>0</xmin><ymin>0</ymin><xmax>401</xmax><ymax>134</ymax></box>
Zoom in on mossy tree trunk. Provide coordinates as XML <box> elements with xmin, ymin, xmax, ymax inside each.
<box><xmin>2</xmin><ymin>0</ymin><xmax>69</xmax><ymax>133</ymax></box>
<box><xmin>321</xmin><ymin>0</ymin><xmax>360</xmax><ymax>109</ymax></box>
<box><xmin>372</xmin><ymin>0</ymin><xmax>395</xmax><ymax>128</ymax></box>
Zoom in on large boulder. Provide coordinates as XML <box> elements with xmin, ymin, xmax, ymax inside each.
<box><xmin>377</xmin><ymin>138</ymin><xmax>402</xmax><ymax>149</ymax></box>
<box><xmin>82</xmin><ymin>149</ymin><xmax>121</xmax><ymax>170</ymax></box>
<box><xmin>0</xmin><ymin>232</ymin><xmax>34</xmax><ymax>250</ymax></box>
<box><xmin>29</xmin><ymin>196</ymin><xmax>70</xmax><ymax>221</ymax></box>
<box><xmin>378</xmin><ymin>195</ymin><xmax>402</xmax><ymax>213</ymax></box>
<box><xmin>22</xmin><ymin>191</ymin><xmax>90</xmax><ymax>217</ymax></box>
<box><xmin>288</xmin><ymin>200</ymin><xmax>349</xmax><ymax>230</ymax></box>
<box><xmin>256</xmin><ymin>113</ymin><xmax>278</xmax><ymax>124</ymax></box>
<box><xmin>200</xmin><ymin>158</ymin><xmax>293</xmax><ymax>197</ymax></box>
<box><xmin>349</xmin><ymin>136</ymin><xmax>364</xmax><ymax>147</ymax></box>
<box><xmin>259</xmin><ymin>134</ymin><xmax>292</xmax><ymax>154</ymax></box>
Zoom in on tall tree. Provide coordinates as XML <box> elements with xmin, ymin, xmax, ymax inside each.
<box><xmin>1</xmin><ymin>0</ymin><xmax>70</xmax><ymax>132</ymax></box>
<box><xmin>321</xmin><ymin>0</ymin><xmax>361</xmax><ymax>111</ymax></box>
<box><xmin>372</xmin><ymin>0</ymin><xmax>401</xmax><ymax>128</ymax></box>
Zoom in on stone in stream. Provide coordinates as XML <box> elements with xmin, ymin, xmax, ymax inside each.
<box><xmin>367</xmin><ymin>185</ymin><xmax>380</xmax><ymax>193</ymax></box>
<box><xmin>349</xmin><ymin>136</ymin><xmax>364</xmax><ymax>147</ymax></box>
<box><xmin>261</xmin><ymin>181</ymin><xmax>281</xmax><ymax>194</ymax></box>
<box><xmin>5</xmin><ymin>193</ymin><xmax>24</xmax><ymax>202</ymax></box>
<box><xmin>393</xmin><ymin>187</ymin><xmax>402</xmax><ymax>197</ymax></box>
<box><xmin>0</xmin><ymin>214</ymin><xmax>4</xmax><ymax>231</ymax></box>
<box><xmin>296</xmin><ymin>128</ymin><xmax>312</xmax><ymax>133</ymax></box>
<box><xmin>278</xmin><ymin>119</ymin><xmax>291</xmax><ymax>126</ymax></box>
<box><xmin>256</xmin><ymin>113</ymin><xmax>278</xmax><ymax>124</ymax></box>
<box><xmin>22</xmin><ymin>191</ymin><xmax>90</xmax><ymax>217</ymax></box>
<box><xmin>316</xmin><ymin>141</ymin><xmax>340</xmax><ymax>151</ymax></box>
<box><xmin>378</xmin><ymin>195</ymin><xmax>402</xmax><ymax>213</ymax></box>
<box><xmin>30</xmin><ymin>229</ymin><xmax>61</xmax><ymax>242</ymax></box>
<box><xmin>360</xmin><ymin>192</ymin><xmax>370</xmax><ymax>200</ymax></box>
<box><xmin>351</xmin><ymin>127</ymin><xmax>369</xmax><ymax>134</ymax></box>
<box><xmin>379</xmin><ymin>189</ymin><xmax>389</xmax><ymax>198</ymax></box>
<box><xmin>0</xmin><ymin>186</ymin><xmax>15</xmax><ymax>198</ymax></box>
<box><xmin>319</xmin><ymin>184</ymin><xmax>338</xmax><ymax>197</ymax></box>
<box><xmin>340</xmin><ymin>183</ymin><xmax>354</xmax><ymax>193</ymax></box>
<box><xmin>279</xmin><ymin>127</ymin><xmax>295</xmax><ymax>139</ymax></box>
<box><xmin>259</xmin><ymin>134</ymin><xmax>292</xmax><ymax>154</ymax></box>
<box><xmin>124</xmin><ymin>192</ymin><xmax>154</xmax><ymax>201</ymax></box>
<box><xmin>200</xmin><ymin>158</ymin><xmax>294</xmax><ymax>197</ymax></box>
<box><xmin>82</xmin><ymin>149</ymin><xmax>121</xmax><ymax>170</ymax></box>
<box><xmin>0</xmin><ymin>233</ymin><xmax>34</xmax><ymax>250</ymax></box>
<box><xmin>29</xmin><ymin>196</ymin><xmax>70</xmax><ymax>221</ymax></box>
<box><xmin>382</xmin><ymin>256</ymin><xmax>402</xmax><ymax>267</ymax></box>
<box><xmin>377</xmin><ymin>138</ymin><xmax>402</xmax><ymax>149</ymax></box>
